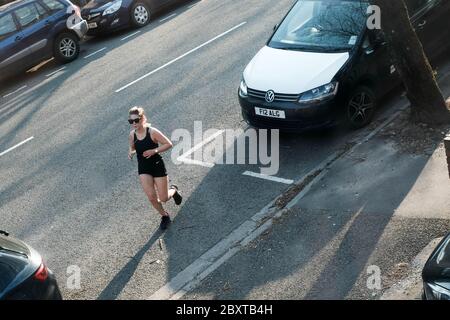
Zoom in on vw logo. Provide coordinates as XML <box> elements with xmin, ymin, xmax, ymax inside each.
<box><xmin>265</xmin><ymin>90</ymin><xmax>275</xmax><ymax>103</ymax></box>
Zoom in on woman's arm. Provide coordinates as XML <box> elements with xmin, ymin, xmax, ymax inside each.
<box><xmin>143</xmin><ymin>127</ymin><xmax>173</xmax><ymax>158</ymax></box>
<box><xmin>128</xmin><ymin>131</ymin><xmax>136</xmax><ymax>160</ymax></box>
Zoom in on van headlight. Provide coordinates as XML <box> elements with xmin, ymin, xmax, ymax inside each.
<box><xmin>299</xmin><ymin>82</ymin><xmax>339</xmax><ymax>104</ymax></box>
<box><xmin>425</xmin><ymin>283</ymin><xmax>450</xmax><ymax>300</ymax></box>
<box><xmin>239</xmin><ymin>79</ymin><xmax>248</xmax><ymax>97</ymax></box>
<box><xmin>103</xmin><ymin>0</ymin><xmax>122</xmax><ymax>16</ymax></box>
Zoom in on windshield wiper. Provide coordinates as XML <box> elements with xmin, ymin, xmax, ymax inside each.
<box><xmin>278</xmin><ymin>46</ymin><xmax>316</xmax><ymax>52</ymax></box>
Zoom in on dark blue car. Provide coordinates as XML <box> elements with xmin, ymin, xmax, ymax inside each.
<box><xmin>0</xmin><ymin>0</ymin><xmax>87</xmax><ymax>79</ymax></box>
<box><xmin>78</xmin><ymin>0</ymin><xmax>182</xmax><ymax>35</ymax></box>
<box><xmin>0</xmin><ymin>230</ymin><xmax>62</xmax><ymax>300</ymax></box>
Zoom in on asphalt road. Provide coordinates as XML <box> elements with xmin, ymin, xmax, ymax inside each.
<box><xmin>0</xmin><ymin>0</ymin><xmax>414</xmax><ymax>299</ymax></box>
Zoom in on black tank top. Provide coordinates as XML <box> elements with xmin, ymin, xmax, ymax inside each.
<box><xmin>134</xmin><ymin>127</ymin><xmax>162</xmax><ymax>162</ymax></box>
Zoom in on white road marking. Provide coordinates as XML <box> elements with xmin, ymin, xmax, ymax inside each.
<box><xmin>84</xmin><ymin>47</ymin><xmax>107</xmax><ymax>59</ymax></box>
<box><xmin>159</xmin><ymin>13</ymin><xmax>177</xmax><ymax>22</ymax></box>
<box><xmin>242</xmin><ymin>171</ymin><xmax>294</xmax><ymax>185</ymax></box>
<box><xmin>45</xmin><ymin>66</ymin><xmax>66</xmax><ymax>77</ymax></box>
<box><xmin>0</xmin><ymin>137</ymin><xmax>34</xmax><ymax>157</ymax></box>
<box><xmin>177</xmin><ymin>130</ymin><xmax>224</xmax><ymax>167</ymax></box>
<box><xmin>2</xmin><ymin>85</ymin><xmax>27</xmax><ymax>98</ymax></box>
<box><xmin>121</xmin><ymin>31</ymin><xmax>141</xmax><ymax>41</ymax></box>
<box><xmin>149</xmin><ymin>105</ymin><xmax>410</xmax><ymax>300</ymax></box>
<box><xmin>115</xmin><ymin>21</ymin><xmax>247</xmax><ymax>93</ymax></box>
<box><xmin>178</xmin><ymin>158</ymin><xmax>215</xmax><ymax>168</ymax></box>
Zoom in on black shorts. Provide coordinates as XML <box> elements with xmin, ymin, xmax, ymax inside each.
<box><xmin>138</xmin><ymin>158</ymin><xmax>168</xmax><ymax>178</ymax></box>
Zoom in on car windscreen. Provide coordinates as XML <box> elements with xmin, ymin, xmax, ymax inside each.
<box><xmin>269</xmin><ymin>0</ymin><xmax>369</xmax><ymax>53</ymax></box>
<box><xmin>0</xmin><ymin>252</ymin><xmax>29</xmax><ymax>293</ymax></box>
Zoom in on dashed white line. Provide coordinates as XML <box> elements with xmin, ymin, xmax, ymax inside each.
<box><xmin>84</xmin><ymin>47</ymin><xmax>107</xmax><ymax>59</ymax></box>
<box><xmin>121</xmin><ymin>31</ymin><xmax>141</xmax><ymax>41</ymax></box>
<box><xmin>242</xmin><ymin>171</ymin><xmax>294</xmax><ymax>185</ymax></box>
<box><xmin>0</xmin><ymin>137</ymin><xmax>34</xmax><ymax>157</ymax></box>
<box><xmin>45</xmin><ymin>66</ymin><xmax>66</xmax><ymax>77</ymax></box>
<box><xmin>159</xmin><ymin>13</ymin><xmax>177</xmax><ymax>22</ymax></box>
<box><xmin>2</xmin><ymin>85</ymin><xmax>27</xmax><ymax>98</ymax></box>
<box><xmin>115</xmin><ymin>21</ymin><xmax>247</xmax><ymax>93</ymax></box>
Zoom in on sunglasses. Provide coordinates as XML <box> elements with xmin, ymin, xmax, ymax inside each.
<box><xmin>128</xmin><ymin>118</ymin><xmax>141</xmax><ymax>124</ymax></box>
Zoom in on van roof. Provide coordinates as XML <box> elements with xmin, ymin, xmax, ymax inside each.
<box><xmin>0</xmin><ymin>0</ymin><xmax>37</xmax><ymax>13</ymax></box>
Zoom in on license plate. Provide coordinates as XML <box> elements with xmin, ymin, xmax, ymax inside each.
<box><xmin>255</xmin><ymin>107</ymin><xmax>286</xmax><ymax>119</ymax></box>
<box><xmin>88</xmin><ymin>22</ymin><xmax>97</xmax><ymax>29</ymax></box>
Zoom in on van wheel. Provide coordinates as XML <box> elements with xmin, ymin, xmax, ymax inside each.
<box><xmin>130</xmin><ymin>2</ymin><xmax>150</xmax><ymax>27</ymax></box>
<box><xmin>346</xmin><ymin>86</ymin><xmax>376</xmax><ymax>129</ymax></box>
<box><xmin>53</xmin><ymin>33</ymin><xmax>80</xmax><ymax>63</ymax></box>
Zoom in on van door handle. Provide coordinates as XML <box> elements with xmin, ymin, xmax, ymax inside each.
<box><xmin>418</xmin><ymin>20</ymin><xmax>427</xmax><ymax>28</ymax></box>
<box><xmin>45</xmin><ymin>20</ymin><xmax>51</xmax><ymax>25</ymax></box>
<box><xmin>15</xmin><ymin>35</ymin><xmax>22</xmax><ymax>41</ymax></box>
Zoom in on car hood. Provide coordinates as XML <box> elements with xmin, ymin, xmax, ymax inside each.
<box><xmin>243</xmin><ymin>46</ymin><xmax>349</xmax><ymax>94</ymax></box>
<box><xmin>423</xmin><ymin>234</ymin><xmax>450</xmax><ymax>286</ymax></box>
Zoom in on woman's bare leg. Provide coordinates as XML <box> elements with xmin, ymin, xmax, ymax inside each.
<box><xmin>139</xmin><ymin>174</ymin><xmax>167</xmax><ymax>216</ymax></box>
<box><xmin>154</xmin><ymin>176</ymin><xmax>176</xmax><ymax>203</ymax></box>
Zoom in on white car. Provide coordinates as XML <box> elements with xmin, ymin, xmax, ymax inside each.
<box><xmin>238</xmin><ymin>0</ymin><xmax>450</xmax><ymax>131</ymax></box>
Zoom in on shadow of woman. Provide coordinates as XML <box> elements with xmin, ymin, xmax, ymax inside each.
<box><xmin>97</xmin><ymin>229</ymin><xmax>163</xmax><ymax>300</ymax></box>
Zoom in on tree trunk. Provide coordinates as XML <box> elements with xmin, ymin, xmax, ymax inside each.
<box><xmin>369</xmin><ymin>0</ymin><xmax>450</xmax><ymax>125</ymax></box>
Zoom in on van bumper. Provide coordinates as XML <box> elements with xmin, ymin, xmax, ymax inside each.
<box><xmin>238</xmin><ymin>91</ymin><xmax>340</xmax><ymax>132</ymax></box>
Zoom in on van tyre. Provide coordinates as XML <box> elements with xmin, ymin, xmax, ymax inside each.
<box><xmin>346</xmin><ymin>85</ymin><xmax>376</xmax><ymax>129</ymax></box>
<box><xmin>53</xmin><ymin>33</ymin><xmax>79</xmax><ymax>63</ymax></box>
<box><xmin>131</xmin><ymin>2</ymin><xmax>150</xmax><ymax>27</ymax></box>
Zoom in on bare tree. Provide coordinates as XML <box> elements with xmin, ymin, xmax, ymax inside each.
<box><xmin>369</xmin><ymin>0</ymin><xmax>450</xmax><ymax>125</ymax></box>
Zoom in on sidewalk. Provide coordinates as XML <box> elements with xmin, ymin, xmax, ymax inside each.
<box><xmin>185</xmin><ymin>110</ymin><xmax>450</xmax><ymax>300</ymax></box>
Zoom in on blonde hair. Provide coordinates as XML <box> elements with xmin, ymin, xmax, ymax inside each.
<box><xmin>128</xmin><ymin>106</ymin><xmax>149</xmax><ymax>125</ymax></box>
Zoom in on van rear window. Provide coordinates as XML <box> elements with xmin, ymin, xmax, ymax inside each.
<box><xmin>0</xmin><ymin>252</ymin><xmax>28</xmax><ymax>294</ymax></box>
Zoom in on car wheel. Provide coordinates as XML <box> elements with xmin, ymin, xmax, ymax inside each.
<box><xmin>131</xmin><ymin>2</ymin><xmax>151</xmax><ymax>27</ymax></box>
<box><xmin>346</xmin><ymin>85</ymin><xmax>376</xmax><ymax>129</ymax></box>
<box><xmin>53</xmin><ymin>33</ymin><xmax>80</xmax><ymax>63</ymax></box>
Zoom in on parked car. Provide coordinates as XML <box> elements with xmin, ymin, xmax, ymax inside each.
<box><xmin>0</xmin><ymin>0</ymin><xmax>88</xmax><ymax>80</ymax></box>
<box><xmin>0</xmin><ymin>230</ymin><xmax>62</xmax><ymax>300</ymax></box>
<box><xmin>422</xmin><ymin>232</ymin><xmax>450</xmax><ymax>300</ymax></box>
<box><xmin>238</xmin><ymin>0</ymin><xmax>450</xmax><ymax>131</ymax></box>
<box><xmin>80</xmin><ymin>0</ymin><xmax>181</xmax><ymax>35</ymax></box>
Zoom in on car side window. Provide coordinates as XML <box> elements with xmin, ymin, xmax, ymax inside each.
<box><xmin>35</xmin><ymin>2</ymin><xmax>50</xmax><ymax>18</ymax></box>
<box><xmin>0</xmin><ymin>14</ymin><xmax>18</xmax><ymax>42</ymax></box>
<box><xmin>14</xmin><ymin>4</ymin><xmax>42</xmax><ymax>29</ymax></box>
<box><xmin>41</xmin><ymin>0</ymin><xmax>66</xmax><ymax>14</ymax></box>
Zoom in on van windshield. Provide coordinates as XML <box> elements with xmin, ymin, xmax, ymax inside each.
<box><xmin>269</xmin><ymin>0</ymin><xmax>369</xmax><ymax>53</ymax></box>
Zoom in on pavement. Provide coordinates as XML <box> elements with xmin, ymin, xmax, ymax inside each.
<box><xmin>1</xmin><ymin>0</ymin><xmax>450</xmax><ymax>300</ymax></box>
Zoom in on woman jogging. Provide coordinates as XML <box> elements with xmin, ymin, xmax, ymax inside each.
<box><xmin>128</xmin><ymin>106</ymin><xmax>182</xmax><ymax>230</ymax></box>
